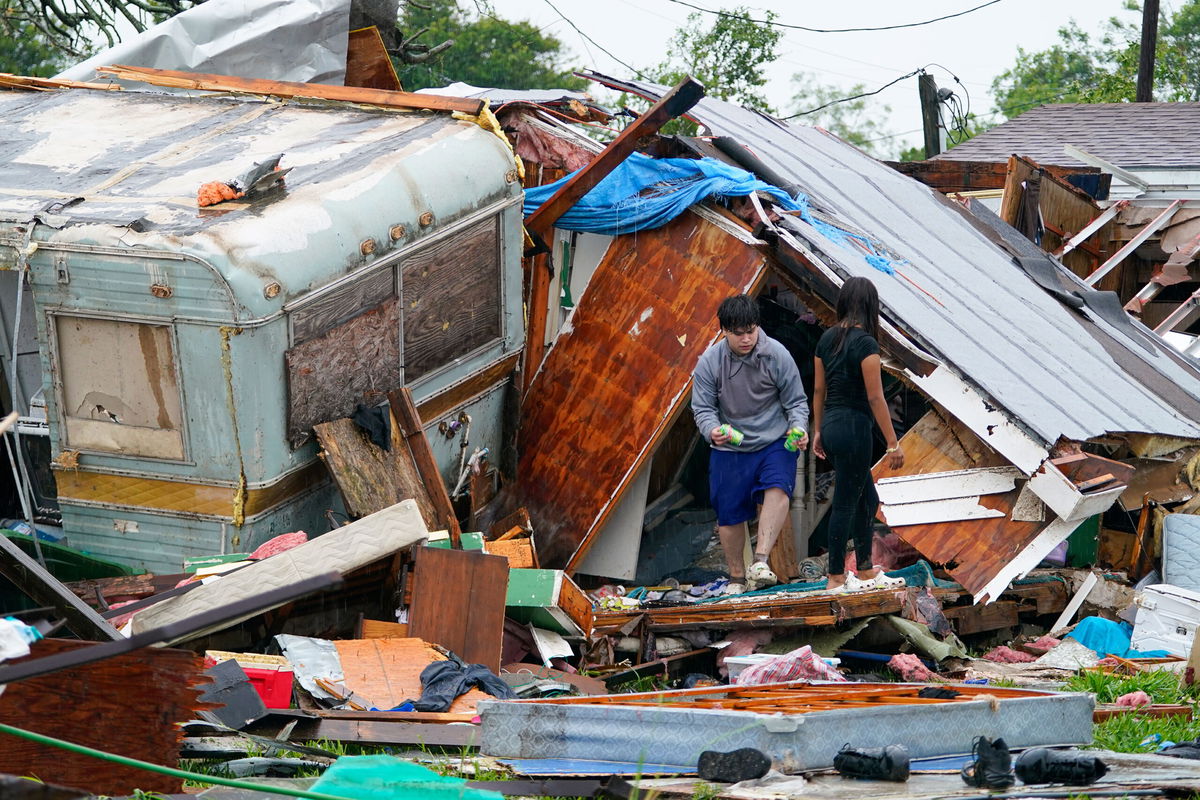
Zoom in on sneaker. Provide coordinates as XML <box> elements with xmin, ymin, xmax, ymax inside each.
<box><xmin>833</xmin><ymin>743</ymin><xmax>910</xmax><ymax>782</ymax></box>
<box><xmin>961</xmin><ymin>736</ymin><xmax>1014</xmax><ymax>789</ymax></box>
<box><xmin>721</xmin><ymin>581</ymin><xmax>746</xmax><ymax>596</ymax></box>
<box><xmin>746</xmin><ymin>560</ymin><xmax>779</xmax><ymax>590</ymax></box>
<box><xmin>697</xmin><ymin>747</ymin><xmax>772</xmax><ymax>783</ymax></box>
<box><xmin>1015</xmin><ymin>747</ymin><xmax>1107</xmax><ymax>785</ymax></box>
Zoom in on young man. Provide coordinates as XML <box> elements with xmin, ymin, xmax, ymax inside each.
<box><xmin>691</xmin><ymin>294</ymin><xmax>809</xmax><ymax>594</ymax></box>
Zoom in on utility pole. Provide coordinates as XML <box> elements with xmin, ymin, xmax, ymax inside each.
<box><xmin>918</xmin><ymin>72</ymin><xmax>940</xmax><ymax>159</ymax></box>
<box><xmin>1137</xmin><ymin>0</ymin><xmax>1160</xmax><ymax>102</ymax></box>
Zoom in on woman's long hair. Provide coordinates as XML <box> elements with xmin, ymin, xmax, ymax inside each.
<box><xmin>831</xmin><ymin>276</ymin><xmax>880</xmax><ymax>354</ymax></box>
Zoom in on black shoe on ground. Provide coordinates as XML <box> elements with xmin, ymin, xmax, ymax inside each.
<box><xmin>1014</xmin><ymin>747</ymin><xmax>1107</xmax><ymax>785</ymax></box>
<box><xmin>961</xmin><ymin>736</ymin><xmax>1014</xmax><ymax>789</ymax></box>
<box><xmin>833</xmin><ymin>743</ymin><xmax>910</xmax><ymax>781</ymax></box>
<box><xmin>697</xmin><ymin>748</ymin><xmax>771</xmax><ymax>783</ymax></box>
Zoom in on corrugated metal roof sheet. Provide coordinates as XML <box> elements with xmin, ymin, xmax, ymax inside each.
<box><xmin>931</xmin><ymin>103</ymin><xmax>1200</xmax><ymax>168</ymax></box>
<box><xmin>585</xmin><ymin>74</ymin><xmax>1200</xmax><ymax>446</ymax></box>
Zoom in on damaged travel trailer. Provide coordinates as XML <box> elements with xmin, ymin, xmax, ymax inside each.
<box><xmin>0</xmin><ymin>77</ymin><xmax>524</xmax><ymax>572</ymax></box>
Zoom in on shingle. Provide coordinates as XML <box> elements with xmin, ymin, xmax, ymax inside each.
<box><xmin>933</xmin><ymin>103</ymin><xmax>1200</xmax><ymax>167</ymax></box>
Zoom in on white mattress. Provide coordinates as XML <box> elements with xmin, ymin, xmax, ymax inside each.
<box><xmin>130</xmin><ymin>499</ymin><xmax>429</xmax><ymax>643</ymax></box>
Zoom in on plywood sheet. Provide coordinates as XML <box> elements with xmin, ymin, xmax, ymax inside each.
<box><xmin>517</xmin><ymin>209</ymin><xmax>766</xmax><ymax>569</ymax></box>
<box><xmin>873</xmin><ymin>408</ymin><xmax>1048</xmax><ymax>595</ymax></box>
<box><xmin>286</xmin><ymin>297</ymin><xmax>400</xmax><ymax>446</ymax></box>
<box><xmin>408</xmin><ymin>546</ymin><xmax>509</xmax><ymax>672</ymax></box>
<box><xmin>0</xmin><ymin>639</ymin><xmax>207</xmax><ymax>795</ymax></box>
<box><xmin>346</xmin><ymin>27</ymin><xmax>403</xmax><ymax>91</ymax></box>
<box><xmin>334</xmin><ymin>637</ymin><xmax>490</xmax><ymax>713</ymax></box>
<box><xmin>314</xmin><ymin>411</ymin><xmax>438</xmax><ymax>526</ymax></box>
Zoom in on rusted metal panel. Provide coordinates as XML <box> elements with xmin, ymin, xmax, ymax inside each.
<box><xmin>285</xmin><ymin>297</ymin><xmax>400</xmax><ymax>446</ymax></box>
<box><xmin>517</xmin><ymin>208</ymin><xmax>765</xmax><ymax>569</ymax></box>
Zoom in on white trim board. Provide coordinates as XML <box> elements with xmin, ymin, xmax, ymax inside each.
<box><xmin>876</xmin><ymin>466</ymin><xmax>1024</xmax><ymax>505</ymax></box>
<box><xmin>881</xmin><ymin>497</ymin><xmax>1006</xmax><ymax>527</ymax></box>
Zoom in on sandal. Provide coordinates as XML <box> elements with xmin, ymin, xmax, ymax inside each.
<box><xmin>871</xmin><ymin>570</ymin><xmax>906</xmax><ymax>589</ymax></box>
<box><xmin>844</xmin><ymin>573</ymin><xmax>876</xmax><ymax>592</ymax></box>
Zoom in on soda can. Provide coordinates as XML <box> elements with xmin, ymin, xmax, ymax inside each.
<box><xmin>718</xmin><ymin>424</ymin><xmax>744</xmax><ymax>446</ymax></box>
<box><xmin>784</xmin><ymin>428</ymin><xmax>807</xmax><ymax>452</ymax></box>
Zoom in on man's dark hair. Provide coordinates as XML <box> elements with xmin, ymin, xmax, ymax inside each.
<box><xmin>717</xmin><ymin>294</ymin><xmax>759</xmax><ymax>331</ymax></box>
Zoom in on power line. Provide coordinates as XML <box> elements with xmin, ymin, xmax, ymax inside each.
<box><xmin>784</xmin><ymin>68</ymin><xmax>922</xmax><ymax>119</ymax></box>
<box><xmin>541</xmin><ymin>0</ymin><xmax>647</xmax><ymax>78</ymax></box>
<box><xmin>661</xmin><ymin>0</ymin><xmax>1004</xmax><ymax>33</ymax></box>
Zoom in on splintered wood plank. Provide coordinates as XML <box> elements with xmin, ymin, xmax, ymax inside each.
<box><xmin>346</xmin><ymin>27</ymin><xmax>403</xmax><ymax>91</ymax></box>
<box><xmin>872</xmin><ymin>408</ymin><xmax>1046</xmax><ymax>596</ymax></box>
<box><xmin>0</xmin><ymin>639</ymin><xmax>209</xmax><ymax>795</ymax></box>
<box><xmin>390</xmin><ymin>388</ymin><xmax>461</xmax><ymax>542</ymax></box>
<box><xmin>333</xmin><ymin>637</ymin><xmax>490</xmax><ymax>713</ymax></box>
<box><xmin>314</xmin><ymin>410</ymin><xmax>438</xmax><ymax>526</ymax></box>
<box><xmin>408</xmin><ymin>547</ymin><xmax>509</xmax><ymax>671</ymax></box>
<box><xmin>518</xmin><ymin>209</ymin><xmax>766</xmax><ymax>569</ymax></box>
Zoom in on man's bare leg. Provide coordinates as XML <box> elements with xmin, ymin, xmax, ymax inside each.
<box><xmin>719</xmin><ymin>522</ymin><xmax>749</xmax><ymax>580</ymax></box>
<box><xmin>753</xmin><ymin>488</ymin><xmax>791</xmax><ymax>562</ymax></box>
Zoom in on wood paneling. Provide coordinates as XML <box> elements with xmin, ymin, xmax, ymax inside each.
<box><xmin>333</xmin><ymin>637</ymin><xmax>490</xmax><ymax>712</ymax></box>
<box><xmin>346</xmin><ymin>27</ymin><xmax>403</xmax><ymax>91</ymax></box>
<box><xmin>314</xmin><ymin>412</ymin><xmax>438</xmax><ymax>526</ymax></box>
<box><xmin>402</xmin><ymin>216</ymin><xmax>501</xmax><ymax>382</ymax></box>
<box><xmin>888</xmin><ymin>158</ymin><xmax>1103</xmax><ymax>194</ymax></box>
<box><xmin>872</xmin><ymin>408</ymin><xmax>1047</xmax><ymax>596</ymax></box>
<box><xmin>291</xmin><ymin>269</ymin><xmax>394</xmax><ymax>344</ymax></box>
<box><xmin>517</xmin><ymin>210</ymin><xmax>766</xmax><ymax>569</ymax></box>
<box><xmin>0</xmin><ymin>639</ymin><xmax>207</xmax><ymax>795</ymax></box>
<box><xmin>285</xmin><ymin>297</ymin><xmax>400</xmax><ymax>445</ymax></box>
<box><xmin>408</xmin><ymin>547</ymin><xmax>509</xmax><ymax>671</ymax></box>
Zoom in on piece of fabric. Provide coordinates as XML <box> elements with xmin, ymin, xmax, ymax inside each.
<box><xmin>312</xmin><ymin>755</ymin><xmax>503</xmax><ymax>800</ymax></box>
<box><xmin>522</xmin><ymin>151</ymin><xmax>802</xmax><ymax>235</ymax></box>
<box><xmin>821</xmin><ymin>407</ymin><xmax>878</xmax><ymax>574</ymax></box>
<box><xmin>249</xmin><ymin>531</ymin><xmax>308</xmax><ymax>560</ymax></box>
<box><xmin>352</xmin><ymin>403</ymin><xmax>391</xmax><ymax>451</ymax></box>
<box><xmin>1067</xmin><ymin>615</ymin><xmax>1170</xmax><ymax>659</ymax></box>
<box><xmin>1115</xmin><ymin>690</ymin><xmax>1152</xmax><ymax>708</ymax></box>
<box><xmin>735</xmin><ymin>645</ymin><xmax>846</xmax><ymax>685</ymax></box>
<box><xmin>691</xmin><ymin>331</ymin><xmax>809</xmax><ymax>453</ymax></box>
<box><xmin>708</xmin><ymin>438</ymin><xmax>800</xmax><ymax>526</ymax></box>
<box><xmin>816</xmin><ymin>327</ymin><xmax>879</xmax><ymax>420</ymax></box>
<box><xmin>412</xmin><ymin>658</ymin><xmax>515</xmax><ymax>712</ymax></box>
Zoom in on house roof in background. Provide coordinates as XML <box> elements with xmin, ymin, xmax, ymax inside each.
<box><xmin>932</xmin><ymin>103</ymin><xmax>1200</xmax><ymax>168</ymax></box>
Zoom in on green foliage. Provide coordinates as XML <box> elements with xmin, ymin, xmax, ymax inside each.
<box><xmin>653</xmin><ymin>7</ymin><xmax>783</xmax><ymax>113</ymax></box>
<box><xmin>991</xmin><ymin>1</ymin><xmax>1200</xmax><ymax>118</ymax></box>
<box><xmin>0</xmin><ymin>21</ymin><xmax>66</xmax><ymax>76</ymax></box>
<box><xmin>1063</xmin><ymin>668</ymin><xmax>1199</xmax><ymax>705</ymax></box>
<box><xmin>393</xmin><ymin>0</ymin><xmax>585</xmax><ymax>93</ymax></box>
<box><xmin>1091</xmin><ymin>707</ymin><xmax>1200</xmax><ymax>752</ymax></box>
<box><xmin>789</xmin><ymin>72</ymin><xmax>894</xmax><ymax>158</ymax></box>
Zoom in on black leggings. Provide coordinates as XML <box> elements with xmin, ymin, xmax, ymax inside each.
<box><xmin>821</xmin><ymin>407</ymin><xmax>878</xmax><ymax>575</ymax></box>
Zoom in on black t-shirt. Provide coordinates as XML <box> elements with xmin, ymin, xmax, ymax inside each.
<box><xmin>816</xmin><ymin>326</ymin><xmax>879</xmax><ymax>418</ymax></box>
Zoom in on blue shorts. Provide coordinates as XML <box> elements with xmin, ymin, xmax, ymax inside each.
<box><xmin>709</xmin><ymin>437</ymin><xmax>799</xmax><ymax>526</ymax></box>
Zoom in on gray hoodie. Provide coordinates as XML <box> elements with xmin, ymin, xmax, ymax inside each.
<box><xmin>691</xmin><ymin>330</ymin><xmax>810</xmax><ymax>452</ymax></box>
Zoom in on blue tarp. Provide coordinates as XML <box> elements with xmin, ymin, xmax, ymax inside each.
<box><xmin>1066</xmin><ymin>615</ymin><xmax>1171</xmax><ymax>659</ymax></box>
<box><xmin>523</xmin><ymin>152</ymin><xmax>902</xmax><ymax>274</ymax></box>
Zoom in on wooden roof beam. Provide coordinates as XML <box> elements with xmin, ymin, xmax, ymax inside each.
<box><xmin>95</xmin><ymin>65</ymin><xmax>485</xmax><ymax>115</ymax></box>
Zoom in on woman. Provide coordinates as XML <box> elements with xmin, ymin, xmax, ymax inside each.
<box><xmin>812</xmin><ymin>277</ymin><xmax>905</xmax><ymax>592</ymax></box>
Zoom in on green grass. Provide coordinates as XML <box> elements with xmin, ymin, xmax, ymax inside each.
<box><xmin>1063</xmin><ymin>668</ymin><xmax>1200</xmax><ymax>705</ymax></box>
<box><xmin>1090</xmin><ymin>709</ymin><xmax>1200</xmax><ymax>752</ymax></box>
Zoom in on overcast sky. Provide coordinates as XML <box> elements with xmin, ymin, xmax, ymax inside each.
<box><xmin>487</xmin><ymin>0</ymin><xmax>1142</xmax><ymax>157</ymax></box>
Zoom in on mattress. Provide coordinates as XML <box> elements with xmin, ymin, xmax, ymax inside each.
<box><xmin>130</xmin><ymin>499</ymin><xmax>429</xmax><ymax>643</ymax></box>
<box><xmin>1163</xmin><ymin>514</ymin><xmax>1200</xmax><ymax>594</ymax></box>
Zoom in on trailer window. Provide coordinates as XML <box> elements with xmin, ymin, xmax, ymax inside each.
<box><xmin>55</xmin><ymin>316</ymin><xmax>185</xmax><ymax>460</ymax></box>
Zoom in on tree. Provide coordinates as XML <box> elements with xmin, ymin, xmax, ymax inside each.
<box><xmin>0</xmin><ymin>21</ymin><xmax>66</xmax><ymax>75</ymax></box>
<box><xmin>393</xmin><ymin>0</ymin><xmax>585</xmax><ymax>92</ymax></box>
<box><xmin>653</xmin><ymin>7</ymin><xmax>782</xmax><ymax>112</ymax></box>
<box><xmin>0</xmin><ymin>0</ymin><xmax>196</xmax><ymax>59</ymax></box>
<box><xmin>789</xmin><ymin>73</ymin><xmax>895</xmax><ymax>158</ymax></box>
<box><xmin>991</xmin><ymin>1</ymin><xmax>1200</xmax><ymax>118</ymax></box>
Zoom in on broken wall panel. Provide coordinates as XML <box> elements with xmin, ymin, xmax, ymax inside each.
<box><xmin>516</xmin><ymin>208</ymin><xmax>766</xmax><ymax>569</ymax></box>
<box><xmin>873</xmin><ymin>409</ymin><xmax>1048</xmax><ymax>596</ymax></box>
<box><xmin>286</xmin><ymin>297</ymin><xmax>400</xmax><ymax>445</ymax></box>
<box><xmin>999</xmin><ymin>155</ymin><xmax>1114</xmax><ymax>282</ymax></box>
<box><xmin>0</xmin><ymin>639</ymin><xmax>208</xmax><ymax>795</ymax></box>
<box><xmin>408</xmin><ymin>546</ymin><xmax>509</xmax><ymax>671</ymax></box>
